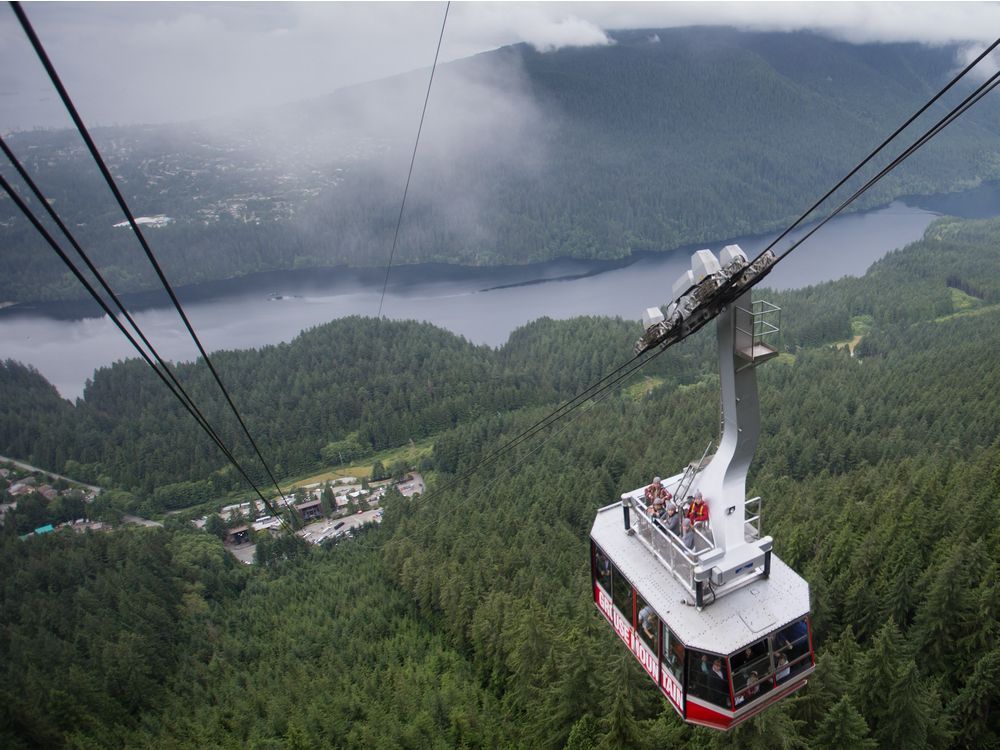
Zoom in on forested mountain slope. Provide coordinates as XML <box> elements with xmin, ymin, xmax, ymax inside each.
<box><xmin>4</xmin><ymin>28</ymin><xmax>1000</xmax><ymax>302</ymax></box>
<box><xmin>2</xmin><ymin>217</ymin><xmax>1000</xmax><ymax>748</ymax></box>
<box><xmin>3</xmin><ymin>216</ymin><xmax>998</xmax><ymax>505</ymax></box>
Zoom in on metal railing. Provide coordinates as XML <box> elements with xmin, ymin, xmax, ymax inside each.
<box><xmin>734</xmin><ymin>300</ymin><xmax>781</xmax><ymax>364</ymax></box>
<box><xmin>626</xmin><ymin>492</ymin><xmax>716</xmax><ymax>597</ymax></box>
<box><xmin>744</xmin><ymin>495</ymin><xmax>762</xmax><ymax>541</ymax></box>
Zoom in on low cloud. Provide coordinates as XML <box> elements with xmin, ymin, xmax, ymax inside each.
<box><xmin>453</xmin><ymin>4</ymin><xmax>612</xmax><ymax>52</ymax></box>
<box><xmin>956</xmin><ymin>45</ymin><xmax>1000</xmax><ymax>83</ymax></box>
<box><xmin>3</xmin><ymin>2</ymin><xmax>997</xmax><ymax>132</ymax></box>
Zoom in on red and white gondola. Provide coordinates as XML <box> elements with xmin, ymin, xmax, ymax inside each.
<box><xmin>590</xmin><ymin>245</ymin><xmax>814</xmax><ymax>730</ymax></box>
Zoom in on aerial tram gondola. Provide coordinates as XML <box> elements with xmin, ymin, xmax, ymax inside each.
<box><xmin>590</xmin><ymin>245</ymin><xmax>814</xmax><ymax>730</ymax></box>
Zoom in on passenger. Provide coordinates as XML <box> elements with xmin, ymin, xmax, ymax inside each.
<box><xmin>710</xmin><ymin>658</ymin><xmax>730</xmax><ymax>708</ymax></box>
<box><xmin>664</xmin><ymin>501</ymin><xmax>681</xmax><ymax>536</ymax></box>
<box><xmin>657</xmin><ymin>498</ymin><xmax>672</xmax><ymax>519</ymax></box>
<box><xmin>647</xmin><ymin>494</ymin><xmax>665</xmax><ymax>517</ymax></box>
<box><xmin>597</xmin><ymin>554</ymin><xmax>612</xmax><ymax>583</ymax></box>
<box><xmin>657</xmin><ymin>483</ymin><xmax>674</xmax><ymax>504</ymax></box>
<box><xmin>637</xmin><ymin>604</ymin><xmax>656</xmax><ymax>641</ymax></box>
<box><xmin>732</xmin><ymin>646</ymin><xmax>753</xmax><ymax>678</ymax></box>
<box><xmin>688</xmin><ymin>490</ymin><xmax>709</xmax><ymax>528</ymax></box>
<box><xmin>776</xmin><ymin>654</ymin><xmax>790</xmax><ymax>682</ymax></box>
<box><xmin>735</xmin><ymin>669</ymin><xmax>760</xmax><ymax>707</ymax></box>
<box><xmin>681</xmin><ymin>518</ymin><xmax>696</xmax><ymax>550</ymax></box>
<box><xmin>780</xmin><ymin>619</ymin><xmax>809</xmax><ymax>660</ymax></box>
<box><xmin>644</xmin><ymin>476</ymin><xmax>663</xmax><ymax>505</ymax></box>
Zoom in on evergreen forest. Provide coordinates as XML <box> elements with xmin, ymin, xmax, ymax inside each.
<box><xmin>1</xmin><ymin>216</ymin><xmax>999</xmax><ymax>748</ymax></box>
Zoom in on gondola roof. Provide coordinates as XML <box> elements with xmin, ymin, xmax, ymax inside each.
<box><xmin>591</xmin><ymin>501</ymin><xmax>810</xmax><ymax>654</ymax></box>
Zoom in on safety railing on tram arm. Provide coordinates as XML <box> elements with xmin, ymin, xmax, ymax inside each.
<box><xmin>734</xmin><ymin>300</ymin><xmax>781</xmax><ymax>366</ymax></box>
<box><xmin>744</xmin><ymin>496</ymin><xmax>762</xmax><ymax>541</ymax></box>
<box><xmin>625</xmin><ymin>492</ymin><xmax>716</xmax><ymax>596</ymax></box>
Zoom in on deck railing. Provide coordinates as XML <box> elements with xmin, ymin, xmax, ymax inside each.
<box><xmin>626</xmin><ymin>492</ymin><xmax>715</xmax><ymax>597</ymax></box>
<box><xmin>744</xmin><ymin>496</ymin><xmax>762</xmax><ymax>541</ymax></box>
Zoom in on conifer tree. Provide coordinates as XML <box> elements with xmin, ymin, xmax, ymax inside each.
<box><xmin>912</xmin><ymin>540</ymin><xmax>982</xmax><ymax>680</ymax></box>
<box><xmin>810</xmin><ymin>695</ymin><xmax>876</xmax><ymax>750</ymax></box>
<box><xmin>531</xmin><ymin>625</ymin><xmax>602</xmax><ymax>750</ymax></box>
<box><xmin>598</xmin><ymin>651</ymin><xmax>646</xmax><ymax>750</ymax></box>
<box><xmin>792</xmin><ymin>651</ymin><xmax>848</xmax><ymax>733</ymax></box>
<box><xmin>947</xmin><ymin>648</ymin><xmax>1000</xmax><ymax>750</ymax></box>
<box><xmin>854</xmin><ymin>619</ymin><xmax>905</xmax><ymax>730</ymax></box>
<box><xmin>826</xmin><ymin>625</ymin><xmax>861</xmax><ymax>672</ymax></box>
<box><xmin>504</xmin><ymin>606</ymin><xmax>556</xmax><ymax>715</ymax></box>
<box><xmin>565</xmin><ymin>713</ymin><xmax>601</xmax><ymax>750</ymax></box>
<box><xmin>710</xmin><ymin>702</ymin><xmax>805</xmax><ymax>750</ymax></box>
<box><xmin>874</xmin><ymin>656</ymin><xmax>953</xmax><ymax>750</ymax></box>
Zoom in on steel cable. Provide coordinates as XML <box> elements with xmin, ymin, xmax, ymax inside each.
<box><xmin>11</xmin><ymin>1</ymin><xmax>290</xmax><ymax>507</ymax></box>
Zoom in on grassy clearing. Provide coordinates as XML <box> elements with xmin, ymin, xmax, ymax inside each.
<box><xmin>932</xmin><ymin>301</ymin><xmax>998</xmax><ymax>324</ymax></box>
<box><xmin>288</xmin><ymin>438</ymin><xmax>435</xmax><ymax>488</ymax></box>
<box><xmin>184</xmin><ymin>438</ymin><xmax>436</xmax><ymax>517</ymax></box>
<box><xmin>949</xmin><ymin>287</ymin><xmax>983</xmax><ymax>313</ymax></box>
<box><xmin>832</xmin><ymin>315</ymin><xmax>874</xmax><ymax>354</ymax></box>
<box><xmin>851</xmin><ymin>314</ymin><xmax>874</xmax><ymax>337</ymax></box>
<box><xmin>774</xmin><ymin>352</ymin><xmax>797</xmax><ymax>365</ymax></box>
<box><xmin>623</xmin><ymin>375</ymin><xmax>666</xmax><ymax>400</ymax></box>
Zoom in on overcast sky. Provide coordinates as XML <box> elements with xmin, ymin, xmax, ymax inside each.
<box><xmin>2</xmin><ymin>1</ymin><xmax>999</xmax><ymax>133</ymax></box>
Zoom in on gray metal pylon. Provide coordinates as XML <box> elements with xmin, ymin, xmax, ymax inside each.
<box><xmin>690</xmin><ymin>289</ymin><xmax>774</xmax><ymax>586</ymax></box>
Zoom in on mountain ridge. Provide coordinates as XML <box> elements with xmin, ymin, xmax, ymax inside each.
<box><xmin>2</xmin><ymin>27</ymin><xmax>999</xmax><ymax>303</ymax></box>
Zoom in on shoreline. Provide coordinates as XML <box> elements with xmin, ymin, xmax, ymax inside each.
<box><xmin>4</xmin><ymin>180</ymin><xmax>999</xmax><ymax>322</ymax></box>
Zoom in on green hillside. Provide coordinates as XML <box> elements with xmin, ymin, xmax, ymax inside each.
<box><xmin>3</xmin><ymin>29</ymin><xmax>1000</xmax><ymax>303</ymax></box>
<box><xmin>2</xmin><ymin>216</ymin><xmax>1000</xmax><ymax>747</ymax></box>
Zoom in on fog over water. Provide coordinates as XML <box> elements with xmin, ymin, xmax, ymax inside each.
<box><xmin>0</xmin><ymin>192</ymin><xmax>994</xmax><ymax>400</ymax></box>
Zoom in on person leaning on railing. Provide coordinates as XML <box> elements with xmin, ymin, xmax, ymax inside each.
<box><xmin>681</xmin><ymin>518</ymin><xmax>696</xmax><ymax>550</ymax></box>
<box><xmin>663</xmin><ymin>501</ymin><xmax>681</xmax><ymax>536</ymax></box>
<box><xmin>687</xmin><ymin>490</ymin><xmax>709</xmax><ymax>529</ymax></box>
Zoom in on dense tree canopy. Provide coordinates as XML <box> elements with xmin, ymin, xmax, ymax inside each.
<box><xmin>1</xmin><ymin>217</ymin><xmax>999</xmax><ymax>747</ymax></box>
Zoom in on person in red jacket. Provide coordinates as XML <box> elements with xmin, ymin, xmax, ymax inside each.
<box><xmin>644</xmin><ymin>476</ymin><xmax>663</xmax><ymax>505</ymax></box>
<box><xmin>687</xmin><ymin>489</ymin><xmax>709</xmax><ymax>529</ymax></box>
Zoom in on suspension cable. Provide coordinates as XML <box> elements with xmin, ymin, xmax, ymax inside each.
<box><xmin>416</xmin><ymin>40</ymin><xmax>1000</xmax><ymax>501</ymax></box>
<box><xmin>377</xmin><ymin>1</ymin><xmax>450</xmax><ymax>319</ymax></box>
<box><xmin>11</xmin><ymin>1</ymin><xmax>289</xmax><ymax>507</ymax></box>
<box><xmin>0</xmin><ymin>171</ymin><xmax>293</xmax><ymax>531</ymax></box>
<box><xmin>757</xmin><ymin>36</ymin><xmax>1000</xmax><ymax>266</ymax></box>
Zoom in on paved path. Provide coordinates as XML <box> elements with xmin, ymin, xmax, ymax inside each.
<box><xmin>0</xmin><ymin>454</ymin><xmax>101</xmax><ymax>493</ymax></box>
<box><xmin>122</xmin><ymin>514</ymin><xmax>163</xmax><ymax>528</ymax></box>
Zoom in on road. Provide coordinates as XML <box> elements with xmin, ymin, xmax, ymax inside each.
<box><xmin>0</xmin><ymin>454</ymin><xmax>101</xmax><ymax>494</ymax></box>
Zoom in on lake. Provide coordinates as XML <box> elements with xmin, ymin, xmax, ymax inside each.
<box><xmin>2</xmin><ymin>183</ymin><xmax>998</xmax><ymax>400</ymax></box>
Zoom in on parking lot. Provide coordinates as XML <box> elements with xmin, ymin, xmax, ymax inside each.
<box><xmin>297</xmin><ymin>507</ymin><xmax>382</xmax><ymax>545</ymax></box>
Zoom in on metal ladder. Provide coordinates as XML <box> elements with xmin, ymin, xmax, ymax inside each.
<box><xmin>674</xmin><ymin>441</ymin><xmax>713</xmax><ymax>502</ymax></box>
